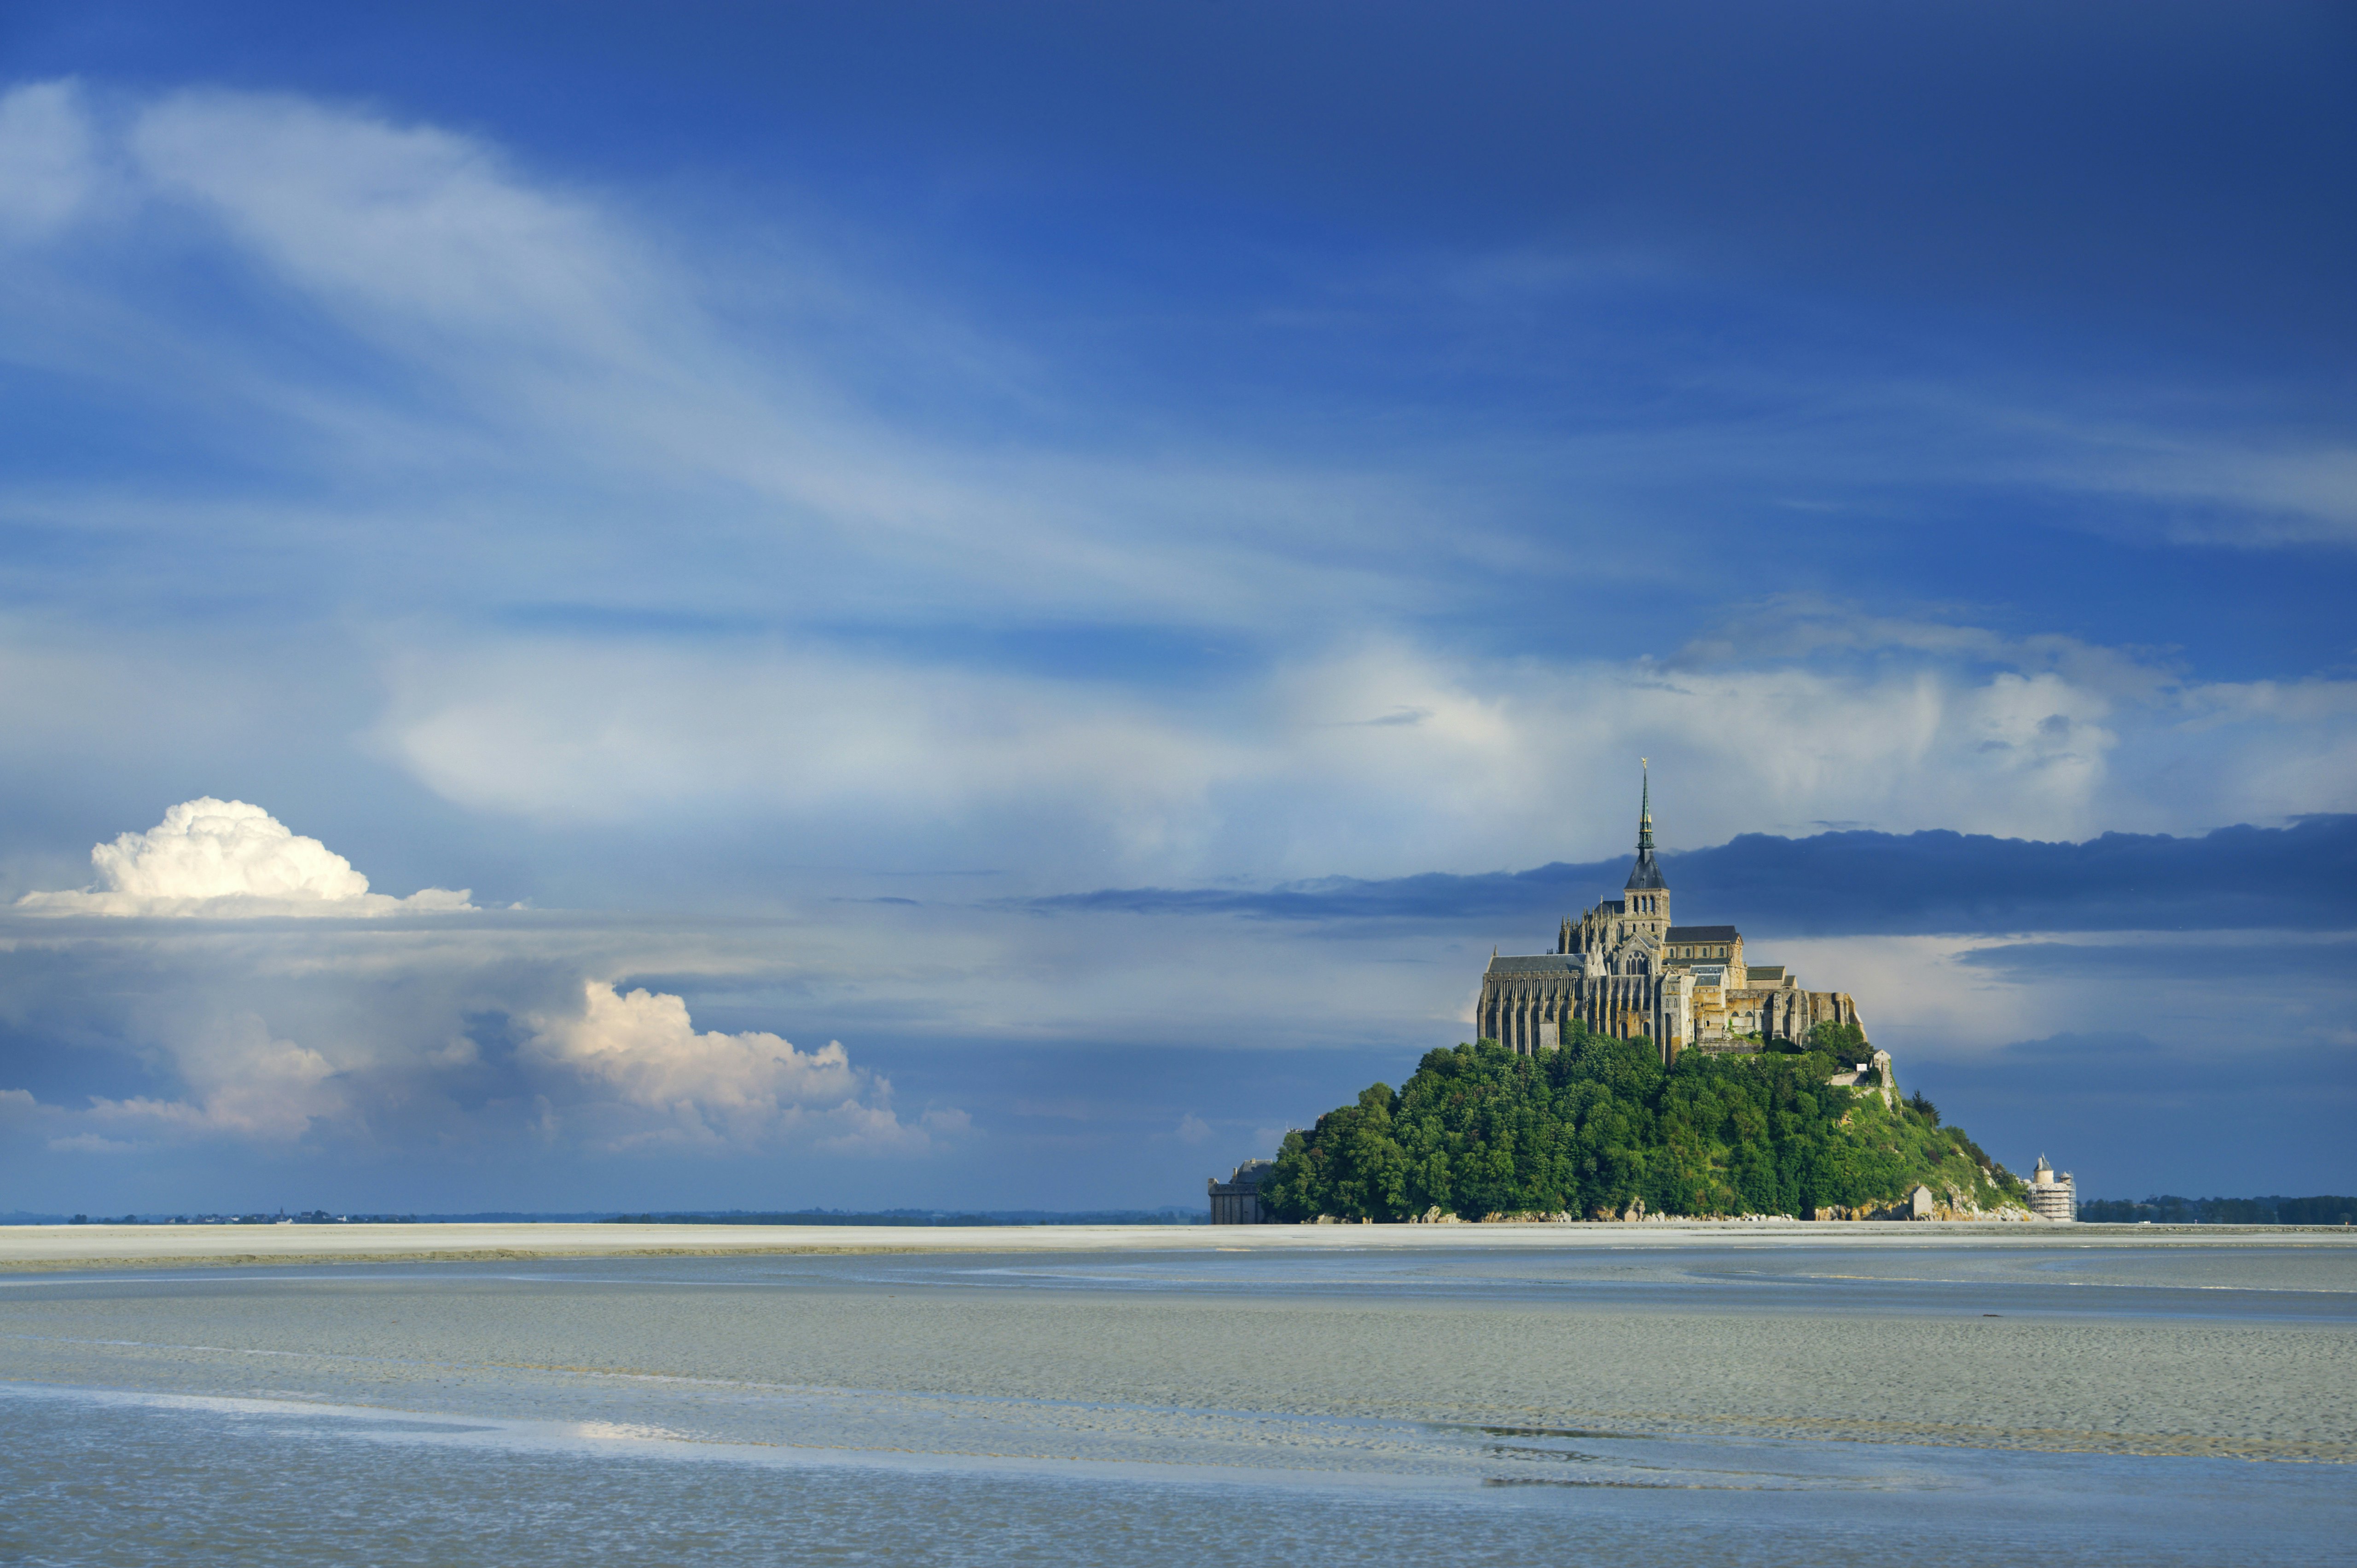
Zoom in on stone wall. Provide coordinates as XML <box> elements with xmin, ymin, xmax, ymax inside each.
<box><xmin>1208</xmin><ymin>1160</ymin><xmax>1276</xmax><ymax>1224</ymax></box>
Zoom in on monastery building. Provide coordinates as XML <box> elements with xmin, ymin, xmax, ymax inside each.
<box><xmin>1475</xmin><ymin>773</ymin><xmax>1864</xmax><ymax>1065</ymax></box>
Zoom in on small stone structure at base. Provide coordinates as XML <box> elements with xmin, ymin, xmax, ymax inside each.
<box><xmin>1208</xmin><ymin>1159</ymin><xmax>1277</xmax><ymax>1224</ymax></box>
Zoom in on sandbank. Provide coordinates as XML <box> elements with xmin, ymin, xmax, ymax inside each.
<box><xmin>4</xmin><ymin>1217</ymin><xmax>2353</xmax><ymax>1272</ymax></box>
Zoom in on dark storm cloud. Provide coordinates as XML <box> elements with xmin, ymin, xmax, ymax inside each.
<box><xmin>1954</xmin><ymin>936</ymin><xmax>2357</xmax><ymax>982</ymax></box>
<box><xmin>1030</xmin><ymin>816</ymin><xmax>2357</xmax><ymax>937</ymax></box>
<box><xmin>1909</xmin><ymin>1031</ymin><xmax>2357</xmax><ymax>1196</ymax></box>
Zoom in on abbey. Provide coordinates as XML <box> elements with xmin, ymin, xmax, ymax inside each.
<box><xmin>1475</xmin><ymin>775</ymin><xmax>1864</xmax><ymax>1065</ymax></box>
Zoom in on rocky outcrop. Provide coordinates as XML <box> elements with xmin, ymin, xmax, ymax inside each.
<box><xmin>1811</xmin><ymin>1199</ymin><xmax>1914</xmax><ymax>1222</ymax></box>
<box><xmin>1813</xmin><ymin>1180</ymin><xmax>2032</xmax><ymax>1222</ymax></box>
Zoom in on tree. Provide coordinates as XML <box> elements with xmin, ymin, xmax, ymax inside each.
<box><xmin>1264</xmin><ymin>1084</ymin><xmax>1406</xmax><ymax>1221</ymax></box>
<box><xmin>1808</xmin><ymin>1020</ymin><xmax>1867</xmax><ymax>1058</ymax></box>
<box><xmin>1265</xmin><ymin>1022</ymin><xmax>2016</xmax><ymax>1222</ymax></box>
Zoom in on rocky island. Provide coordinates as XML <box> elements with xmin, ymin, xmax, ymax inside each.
<box><xmin>1258</xmin><ymin>775</ymin><xmax>2032</xmax><ymax>1224</ymax></box>
<box><xmin>1265</xmin><ymin>1021</ymin><xmax>2029</xmax><ymax>1223</ymax></box>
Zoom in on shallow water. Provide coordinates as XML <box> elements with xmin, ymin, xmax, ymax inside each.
<box><xmin>3</xmin><ymin>1241</ymin><xmax>2351</xmax><ymax>1564</ymax></box>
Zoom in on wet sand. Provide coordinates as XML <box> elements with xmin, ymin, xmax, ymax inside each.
<box><xmin>5</xmin><ymin>1217</ymin><xmax>2351</xmax><ymax>1272</ymax></box>
<box><xmin>5</xmin><ymin>1239</ymin><xmax>2351</xmax><ymax>1564</ymax></box>
<box><xmin>6</xmin><ymin>1238</ymin><xmax>2353</xmax><ymax>1461</ymax></box>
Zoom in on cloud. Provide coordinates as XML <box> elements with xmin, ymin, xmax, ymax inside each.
<box><xmin>0</xmin><ymin>952</ymin><xmax>957</xmax><ymax>1158</ymax></box>
<box><xmin>80</xmin><ymin>1011</ymin><xmax>344</xmax><ymax>1144</ymax></box>
<box><xmin>0</xmin><ymin>70</ymin><xmax>2347</xmax><ymax>1208</ymax></box>
<box><xmin>1662</xmin><ymin>818</ymin><xmax>2357</xmax><ymax>936</ymax></box>
<box><xmin>3</xmin><ymin>1008</ymin><xmax>349</xmax><ymax>1152</ymax></box>
<box><xmin>1907</xmin><ymin>1030</ymin><xmax>2357</xmax><ymax>1196</ymax></box>
<box><xmin>1027</xmin><ymin>815</ymin><xmax>2357</xmax><ymax>938</ymax></box>
<box><xmin>368</xmin><ymin>622</ymin><xmax>2357</xmax><ymax>885</ymax></box>
<box><xmin>1953</xmin><ymin>933</ymin><xmax>2357</xmax><ymax>983</ymax></box>
<box><xmin>128</xmin><ymin>89</ymin><xmax>649</xmax><ymax>357</ymax></box>
<box><xmin>14</xmin><ymin>79</ymin><xmax>2347</xmax><ymax>666</ymax></box>
<box><xmin>522</xmin><ymin>979</ymin><xmax>940</xmax><ymax>1152</ymax></box>
<box><xmin>11</xmin><ymin>80</ymin><xmax>1415</xmax><ymax>643</ymax></box>
<box><xmin>1948</xmin><ymin>1030</ymin><xmax>2355</xmax><ymax>1099</ymax></box>
<box><xmin>0</xmin><ymin>804</ymin><xmax>953</xmax><ymax>1161</ymax></box>
<box><xmin>375</xmin><ymin>642</ymin><xmax>1244</xmax><ymax>856</ymax></box>
<box><xmin>2034</xmin><ymin>428</ymin><xmax>2357</xmax><ymax>548</ymax></box>
<box><xmin>0</xmin><ymin>81</ymin><xmax>104</xmax><ymax>242</ymax></box>
<box><xmin>46</xmin><ymin>1133</ymin><xmax>138</xmax><ymax>1155</ymax></box>
<box><xmin>1</xmin><ymin>83</ymin><xmax>2353</xmax><ymax>901</ymax></box>
<box><xmin>14</xmin><ymin>798</ymin><xmax>471</xmax><ymax>917</ymax></box>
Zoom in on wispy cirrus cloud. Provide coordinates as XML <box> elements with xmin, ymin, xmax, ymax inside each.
<box><xmin>0</xmin><ymin>54</ymin><xmax>2349</xmax><ymax>1211</ymax></box>
<box><xmin>0</xmin><ymin>80</ymin><xmax>1457</xmax><ymax>642</ymax></box>
<box><xmin>366</xmin><ymin>625</ymin><xmax>2357</xmax><ymax>882</ymax></box>
<box><xmin>0</xmin><ymin>78</ymin><xmax>2349</xmax><ymax>899</ymax></box>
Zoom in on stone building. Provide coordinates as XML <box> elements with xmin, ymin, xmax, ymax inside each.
<box><xmin>2026</xmin><ymin>1154</ymin><xmax>2076</xmax><ymax>1221</ymax></box>
<box><xmin>1475</xmin><ymin>773</ymin><xmax>1864</xmax><ymax>1065</ymax></box>
<box><xmin>1209</xmin><ymin>1159</ymin><xmax>1277</xmax><ymax>1224</ymax></box>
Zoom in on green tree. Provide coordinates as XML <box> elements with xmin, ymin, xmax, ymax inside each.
<box><xmin>1264</xmin><ymin>1084</ymin><xmax>1406</xmax><ymax>1221</ymax></box>
<box><xmin>1266</xmin><ymin>1021</ymin><xmax>2015</xmax><ymax>1223</ymax></box>
<box><xmin>1808</xmin><ymin>1020</ymin><xmax>1868</xmax><ymax>1058</ymax></box>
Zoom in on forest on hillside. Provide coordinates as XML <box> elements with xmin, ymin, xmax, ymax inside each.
<box><xmin>1264</xmin><ymin>1023</ymin><xmax>2025</xmax><ymax>1222</ymax></box>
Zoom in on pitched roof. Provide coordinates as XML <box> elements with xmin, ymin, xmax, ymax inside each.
<box><xmin>1485</xmin><ymin>954</ymin><xmax>1585</xmax><ymax>975</ymax></box>
<box><xmin>1665</xmin><ymin>925</ymin><xmax>1740</xmax><ymax>943</ymax></box>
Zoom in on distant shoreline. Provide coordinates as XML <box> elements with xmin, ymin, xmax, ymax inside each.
<box><xmin>4</xmin><ymin>1220</ymin><xmax>2354</xmax><ymax>1273</ymax></box>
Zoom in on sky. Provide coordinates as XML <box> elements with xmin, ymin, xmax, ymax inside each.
<box><xmin>1</xmin><ymin>1</ymin><xmax>2351</xmax><ymax>1214</ymax></box>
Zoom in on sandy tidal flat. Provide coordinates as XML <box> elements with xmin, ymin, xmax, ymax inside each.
<box><xmin>3</xmin><ymin>1231</ymin><xmax>2352</xmax><ymax>1565</ymax></box>
<box><xmin>1</xmin><ymin>1217</ymin><xmax>2346</xmax><ymax>1271</ymax></box>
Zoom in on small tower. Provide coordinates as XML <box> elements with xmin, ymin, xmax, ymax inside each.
<box><xmin>2027</xmin><ymin>1154</ymin><xmax>2076</xmax><ymax>1221</ymax></box>
<box><xmin>1623</xmin><ymin>761</ymin><xmax>1670</xmax><ymax>929</ymax></box>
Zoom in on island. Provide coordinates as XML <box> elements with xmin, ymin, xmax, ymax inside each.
<box><xmin>1259</xmin><ymin>775</ymin><xmax>2033</xmax><ymax>1224</ymax></box>
<box><xmin>1264</xmin><ymin>1021</ymin><xmax>2029</xmax><ymax>1223</ymax></box>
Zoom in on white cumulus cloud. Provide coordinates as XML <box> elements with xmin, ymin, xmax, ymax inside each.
<box><xmin>15</xmin><ymin>798</ymin><xmax>470</xmax><ymax>916</ymax></box>
<box><xmin>523</xmin><ymin>980</ymin><xmax>958</xmax><ymax>1153</ymax></box>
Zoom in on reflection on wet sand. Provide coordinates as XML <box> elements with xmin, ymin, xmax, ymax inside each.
<box><xmin>2</xmin><ymin>1239</ymin><xmax>2351</xmax><ymax>1564</ymax></box>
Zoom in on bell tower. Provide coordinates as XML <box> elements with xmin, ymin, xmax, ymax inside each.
<box><xmin>1623</xmin><ymin>761</ymin><xmax>1670</xmax><ymax>932</ymax></box>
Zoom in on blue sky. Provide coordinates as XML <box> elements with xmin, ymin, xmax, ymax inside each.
<box><xmin>1</xmin><ymin>2</ymin><xmax>2351</xmax><ymax>1213</ymax></box>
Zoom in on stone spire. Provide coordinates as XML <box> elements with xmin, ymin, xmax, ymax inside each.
<box><xmin>1638</xmin><ymin>761</ymin><xmax>1655</xmax><ymax>858</ymax></box>
<box><xmin>1625</xmin><ymin>759</ymin><xmax>1667</xmax><ymax>892</ymax></box>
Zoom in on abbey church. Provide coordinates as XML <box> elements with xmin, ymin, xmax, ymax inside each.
<box><xmin>1476</xmin><ymin>775</ymin><xmax>1864</xmax><ymax>1065</ymax></box>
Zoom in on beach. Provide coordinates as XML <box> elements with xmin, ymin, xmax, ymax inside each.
<box><xmin>3</xmin><ymin>1225</ymin><xmax>2352</xmax><ymax>1564</ymax></box>
<box><xmin>3</xmin><ymin>1216</ymin><xmax>2347</xmax><ymax>1270</ymax></box>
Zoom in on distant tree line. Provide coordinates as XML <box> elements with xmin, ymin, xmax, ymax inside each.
<box><xmin>2077</xmin><ymin>1195</ymin><xmax>2357</xmax><ymax>1225</ymax></box>
<box><xmin>1264</xmin><ymin>1021</ymin><xmax>2020</xmax><ymax>1222</ymax></box>
<box><xmin>611</xmin><ymin>1209</ymin><xmax>1205</xmax><ymax>1227</ymax></box>
<box><xmin>57</xmin><ymin>1212</ymin><xmax>420</xmax><ymax>1225</ymax></box>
